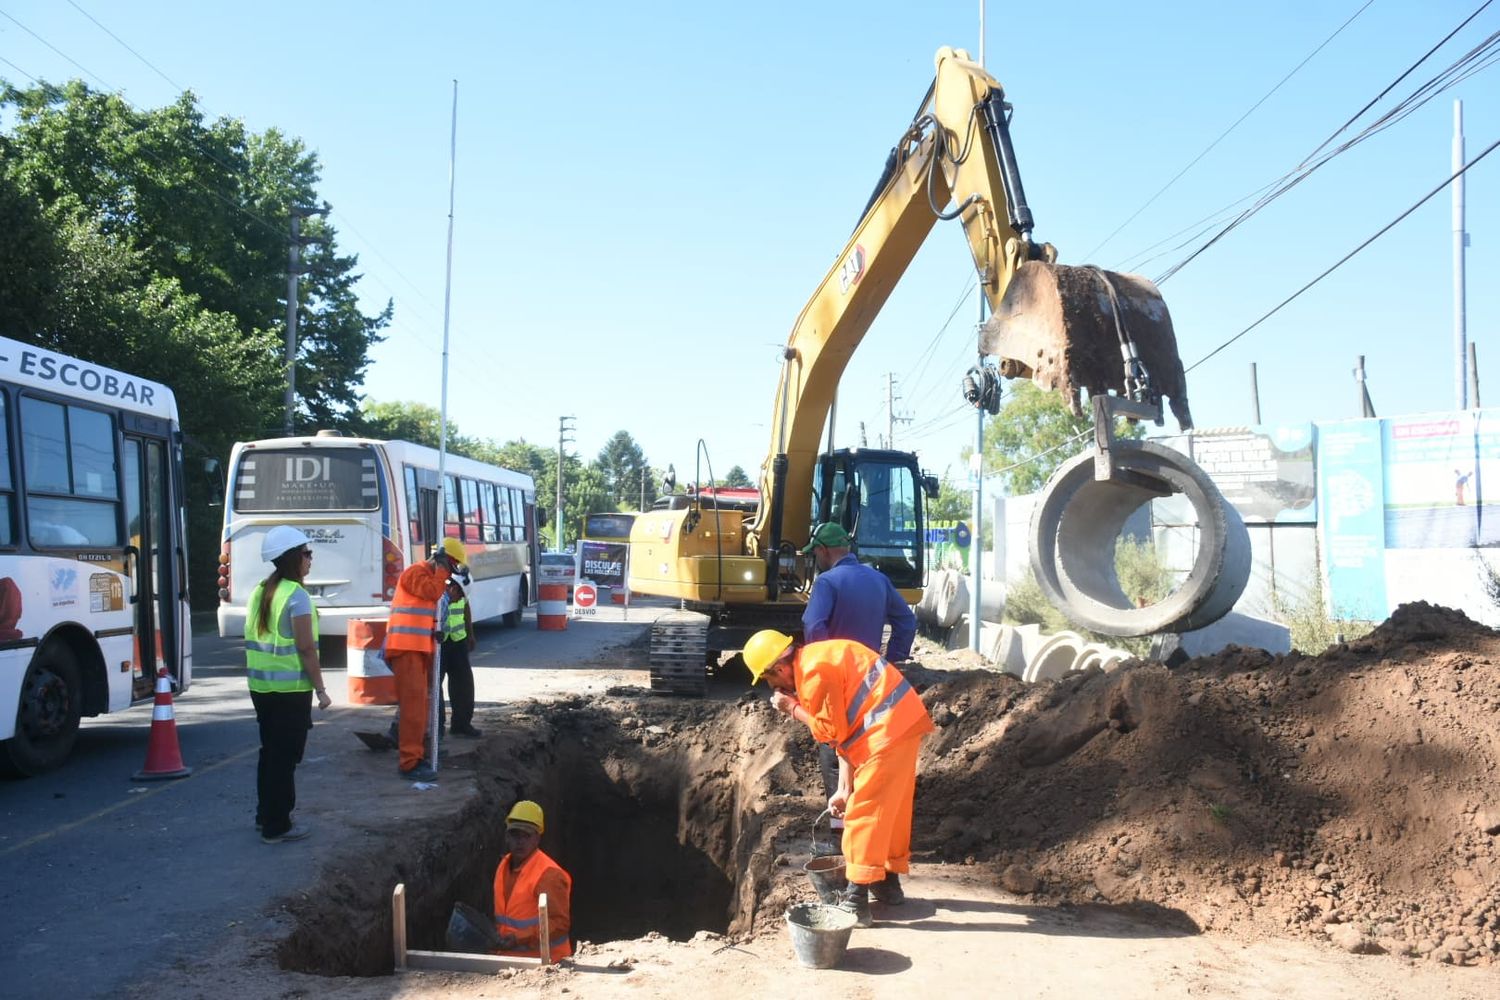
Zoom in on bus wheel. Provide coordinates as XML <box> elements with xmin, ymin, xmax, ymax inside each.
<box><xmin>1</xmin><ymin>643</ymin><xmax>82</xmax><ymax>777</ymax></box>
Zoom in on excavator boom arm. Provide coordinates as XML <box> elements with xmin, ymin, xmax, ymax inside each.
<box><xmin>749</xmin><ymin>47</ymin><xmax>1045</xmax><ymax>555</ymax></box>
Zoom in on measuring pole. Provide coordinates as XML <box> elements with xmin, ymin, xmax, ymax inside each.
<box><xmin>430</xmin><ymin>79</ymin><xmax>459</xmax><ymax>774</ymax></box>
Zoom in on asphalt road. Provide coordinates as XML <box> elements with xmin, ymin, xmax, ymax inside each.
<box><xmin>0</xmin><ymin>600</ymin><xmax>668</xmax><ymax>998</ymax></box>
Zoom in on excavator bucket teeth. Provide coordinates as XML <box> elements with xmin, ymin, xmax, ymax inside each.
<box><xmin>980</xmin><ymin>262</ymin><xmax>1193</xmax><ymax>430</ymax></box>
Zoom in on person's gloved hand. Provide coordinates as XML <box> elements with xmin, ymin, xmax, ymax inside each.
<box><xmin>495</xmin><ymin>932</ymin><xmax>518</xmax><ymax>951</ymax></box>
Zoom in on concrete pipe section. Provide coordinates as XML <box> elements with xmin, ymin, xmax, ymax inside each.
<box><xmin>1029</xmin><ymin>440</ymin><xmax>1251</xmax><ymax>637</ymax></box>
<box><xmin>1023</xmin><ymin>630</ymin><xmax>1084</xmax><ymax>683</ymax></box>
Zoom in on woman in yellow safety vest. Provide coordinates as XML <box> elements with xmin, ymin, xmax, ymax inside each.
<box><xmin>246</xmin><ymin>526</ymin><xmax>332</xmax><ymax>844</ymax></box>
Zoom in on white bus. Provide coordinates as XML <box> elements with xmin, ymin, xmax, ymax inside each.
<box><xmin>217</xmin><ymin>433</ymin><xmax>538</xmax><ymax>641</ymax></box>
<box><xmin>0</xmin><ymin>337</ymin><xmax>192</xmax><ymax>775</ymax></box>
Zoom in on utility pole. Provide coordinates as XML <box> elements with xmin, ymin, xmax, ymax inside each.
<box><xmin>1453</xmin><ymin>99</ymin><xmax>1469</xmax><ymax>410</ymax></box>
<box><xmin>555</xmin><ymin>416</ymin><xmax>575</xmax><ymax>550</ymax></box>
<box><xmin>640</xmin><ymin>466</ymin><xmax>648</xmax><ymax>511</ymax></box>
<box><xmin>284</xmin><ymin>205</ymin><xmax>328</xmax><ymax>436</ymax></box>
<box><xmin>1470</xmin><ymin>343</ymin><xmax>1481</xmax><ymax>409</ymax></box>
<box><xmin>884</xmin><ymin>373</ymin><xmax>911</xmax><ymax>449</ymax></box>
<box><xmin>859</xmin><ymin>421</ymin><xmax>868</xmax><ymax>447</ymax></box>
<box><xmin>1249</xmin><ymin>362</ymin><xmax>1262</xmax><ymax>425</ymax></box>
<box><xmin>1355</xmin><ymin>356</ymin><xmax>1376</xmax><ymax>418</ymax></box>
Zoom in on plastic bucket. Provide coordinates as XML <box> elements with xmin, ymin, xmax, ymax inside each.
<box><xmin>785</xmin><ymin>902</ymin><xmax>857</xmax><ymax>969</ymax></box>
<box><xmin>445</xmin><ymin>901</ymin><xmax>500</xmax><ymax>954</ymax></box>
<box><xmin>803</xmin><ymin>854</ymin><xmax>847</xmax><ymax>905</ymax></box>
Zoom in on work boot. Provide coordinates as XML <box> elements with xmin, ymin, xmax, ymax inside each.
<box><xmin>870</xmin><ymin>871</ymin><xmax>905</xmax><ymax>905</ymax></box>
<box><xmin>837</xmin><ymin>883</ymin><xmax>873</xmax><ymax>928</ymax></box>
<box><xmin>450</xmin><ymin>724</ymin><xmax>482</xmax><ymax>738</ymax></box>
<box><xmin>260</xmin><ymin>823</ymin><xmax>311</xmax><ymax>844</ymax></box>
<box><xmin>400</xmin><ymin>764</ymin><xmax>439</xmax><ymax>782</ymax></box>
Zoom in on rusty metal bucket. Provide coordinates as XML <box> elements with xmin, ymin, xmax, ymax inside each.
<box><xmin>981</xmin><ymin>262</ymin><xmax>1192</xmax><ymax>430</ymax></box>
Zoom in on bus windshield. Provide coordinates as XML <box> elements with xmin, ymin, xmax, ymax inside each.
<box><xmin>232</xmin><ymin>445</ymin><xmax>380</xmax><ymax>512</ymax></box>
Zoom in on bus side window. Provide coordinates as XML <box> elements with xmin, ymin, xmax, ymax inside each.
<box><xmin>0</xmin><ymin>394</ymin><xmax>13</xmax><ymax>547</ymax></box>
<box><xmin>404</xmin><ymin>465</ymin><xmax>423</xmax><ymax>544</ymax></box>
<box><xmin>479</xmin><ymin>481</ymin><xmax>498</xmax><ymax>543</ymax></box>
<box><xmin>460</xmin><ymin>477</ymin><xmax>481</xmax><ymax>543</ymax></box>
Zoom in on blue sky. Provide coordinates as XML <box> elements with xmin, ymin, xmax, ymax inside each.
<box><xmin>2</xmin><ymin>1</ymin><xmax>1496</xmax><ymax>489</ymax></box>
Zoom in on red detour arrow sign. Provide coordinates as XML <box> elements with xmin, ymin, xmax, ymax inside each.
<box><xmin>574</xmin><ymin>582</ymin><xmax>598</xmax><ymax>609</ymax></box>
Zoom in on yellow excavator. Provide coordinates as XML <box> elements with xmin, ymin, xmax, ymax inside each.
<box><xmin>629</xmin><ymin>47</ymin><xmax>1248</xmax><ymax>694</ymax></box>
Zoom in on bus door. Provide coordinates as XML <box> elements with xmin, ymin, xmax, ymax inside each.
<box><xmin>122</xmin><ymin>420</ymin><xmax>179</xmax><ymax>701</ymax></box>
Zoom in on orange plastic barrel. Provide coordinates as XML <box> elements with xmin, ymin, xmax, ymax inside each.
<box><xmin>347</xmin><ymin>618</ymin><xmax>397</xmax><ymax>704</ymax></box>
<box><xmin>537</xmin><ymin>584</ymin><xmax>568</xmax><ymax>631</ymax></box>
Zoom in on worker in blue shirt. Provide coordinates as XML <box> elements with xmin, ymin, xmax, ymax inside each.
<box><xmin>799</xmin><ymin>521</ymin><xmax>916</xmax><ymax>899</ymax></box>
<box><xmin>802</xmin><ymin>522</ymin><xmax>916</xmax><ymax>659</ymax></box>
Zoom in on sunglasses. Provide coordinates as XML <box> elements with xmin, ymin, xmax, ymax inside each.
<box><xmin>299</xmin><ymin>547</ymin><xmax>313</xmax><ymax>558</ymax></box>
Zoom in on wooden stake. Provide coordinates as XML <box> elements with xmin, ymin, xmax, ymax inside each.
<box><xmin>538</xmin><ymin>892</ymin><xmax>551</xmax><ymax>966</ymax></box>
<box><xmin>392</xmin><ymin>883</ymin><xmax>408</xmax><ymax>970</ymax></box>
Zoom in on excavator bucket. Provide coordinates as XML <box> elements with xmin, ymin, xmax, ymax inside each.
<box><xmin>980</xmin><ymin>262</ymin><xmax>1193</xmax><ymax>430</ymax></box>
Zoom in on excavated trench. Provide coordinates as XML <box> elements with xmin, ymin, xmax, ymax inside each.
<box><xmin>277</xmin><ymin>696</ymin><xmax>803</xmax><ymax>977</ymax></box>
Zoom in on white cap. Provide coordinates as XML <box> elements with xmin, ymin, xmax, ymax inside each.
<box><xmin>262</xmin><ymin>525</ymin><xmax>311</xmax><ymax>563</ymax></box>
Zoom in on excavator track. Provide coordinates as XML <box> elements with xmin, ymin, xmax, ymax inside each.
<box><xmin>648</xmin><ymin>610</ymin><xmax>710</xmax><ymax>697</ymax></box>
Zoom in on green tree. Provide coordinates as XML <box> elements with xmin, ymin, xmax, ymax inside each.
<box><xmin>927</xmin><ymin>477</ymin><xmax>971</xmax><ymax>522</ymax></box>
<box><xmin>357</xmin><ymin>400</ymin><xmax>487</xmax><ymax>456</ymax></box>
<box><xmin>0</xmin><ymin>79</ymin><xmax>388</xmax><ymax>604</ymax></box>
<box><xmin>595</xmin><ymin>430</ymin><xmax>655</xmax><ymax>511</ymax></box>
<box><xmin>0</xmin><ymin>81</ymin><xmax>387</xmax><ymax>434</ymax></box>
<box><xmin>722</xmin><ymin>465</ymin><xmax>753</xmax><ymax>489</ymax></box>
<box><xmin>979</xmin><ymin>382</ymin><xmax>1142</xmax><ymax>495</ymax></box>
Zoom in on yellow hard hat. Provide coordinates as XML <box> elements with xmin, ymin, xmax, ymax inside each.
<box><xmin>437</xmin><ymin>537</ymin><xmax>467</xmax><ymax>565</ymax></box>
<box><xmin>743</xmin><ymin>629</ymin><xmax>794</xmax><ymax>684</ymax></box>
<box><xmin>506</xmin><ymin>800</ymin><xmax>544</xmax><ymax>834</ymax></box>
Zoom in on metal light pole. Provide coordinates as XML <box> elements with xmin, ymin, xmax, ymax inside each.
<box><xmin>970</xmin><ymin>0</ymin><xmax>987</xmax><ymax>654</ymax></box>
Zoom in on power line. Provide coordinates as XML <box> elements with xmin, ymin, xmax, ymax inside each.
<box><xmin>64</xmin><ymin>0</ymin><xmax>182</xmax><ymax>92</ymax></box>
<box><xmin>1082</xmin><ymin>0</ymin><xmax>1377</xmax><ymax>263</ymax></box>
<box><xmin>1156</xmin><ymin>4</ymin><xmax>1500</xmax><ymax>284</ymax></box>
<box><xmin>1186</xmin><ymin>135</ymin><xmax>1500</xmax><ymax>373</ymax></box>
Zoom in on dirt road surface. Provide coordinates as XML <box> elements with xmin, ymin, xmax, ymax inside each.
<box><xmin>108</xmin><ymin>600</ymin><xmax>1500</xmax><ymax>999</ymax></box>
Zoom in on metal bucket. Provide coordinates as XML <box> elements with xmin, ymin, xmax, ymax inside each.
<box><xmin>445</xmin><ymin>901</ymin><xmax>500</xmax><ymax>954</ymax></box>
<box><xmin>785</xmin><ymin>902</ymin><xmax>857</xmax><ymax>969</ymax></box>
<box><xmin>803</xmin><ymin>854</ymin><xmax>847</xmax><ymax>904</ymax></box>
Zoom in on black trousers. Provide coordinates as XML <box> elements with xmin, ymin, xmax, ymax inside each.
<box><xmin>439</xmin><ymin>639</ymin><xmax>474</xmax><ymax>731</ymax></box>
<box><xmin>251</xmin><ymin>689</ymin><xmax>312</xmax><ymax>837</ymax></box>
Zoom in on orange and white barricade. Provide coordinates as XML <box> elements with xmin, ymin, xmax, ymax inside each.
<box><xmin>347</xmin><ymin>618</ymin><xmax>397</xmax><ymax>704</ymax></box>
<box><xmin>537</xmin><ymin>584</ymin><xmax>568</xmax><ymax>631</ymax></box>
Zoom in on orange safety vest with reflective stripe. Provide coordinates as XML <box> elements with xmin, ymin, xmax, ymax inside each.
<box><xmin>493</xmin><ymin>848</ymin><xmax>573</xmax><ymax>961</ymax></box>
<box><xmin>794</xmin><ymin>639</ymin><xmax>934</xmax><ymax>767</ymax></box>
<box><xmin>384</xmin><ymin>561</ymin><xmax>449</xmax><ymax>654</ymax></box>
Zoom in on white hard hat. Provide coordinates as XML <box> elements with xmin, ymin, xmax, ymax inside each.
<box><xmin>262</xmin><ymin>525</ymin><xmax>311</xmax><ymax>563</ymax></box>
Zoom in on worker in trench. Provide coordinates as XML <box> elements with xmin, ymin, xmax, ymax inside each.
<box><xmin>799</xmin><ymin>521</ymin><xmax>917</xmax><ymax>862</ymax></box>
<box><xmin>743</xmin><ymin>631</ymin><xmax>934</xmax><ymax>927</ymax></box>
<box><xmin>492</xmin><ymin>801</ymin><xmax>573</xmax><ymax>962</ymax></box>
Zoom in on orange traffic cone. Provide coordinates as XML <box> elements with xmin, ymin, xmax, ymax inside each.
<box><xmin>131</xmin><ymin>667</ymin><xmax>192</xmax><ymax>781</ymax></box>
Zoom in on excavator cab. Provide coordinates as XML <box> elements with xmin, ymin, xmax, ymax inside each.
<box><xmin>812</xmin><ymin>449</ymin><xmax>925</xmax><ymax>595</ymax></box>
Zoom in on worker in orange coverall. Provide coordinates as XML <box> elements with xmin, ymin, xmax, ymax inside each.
<box><xmin>385</xmin><ymin>536</ymin><xmax>466</xmax><ymax>781</ymax></box>
<box><xmin>743</xmin><ymin>631</ymin><xmax>934</xmax><ymax>927</ymax></box>
<box><xmin>492</xmin><ymin>799</ymin><xmax>572</xmax><ymax>962</ymax></box>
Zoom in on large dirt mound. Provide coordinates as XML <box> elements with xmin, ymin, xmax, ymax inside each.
<box><xmin>909</xmin><ymin>602</ymin><xmax>1500</xmax><ymax>967</ymax></box>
